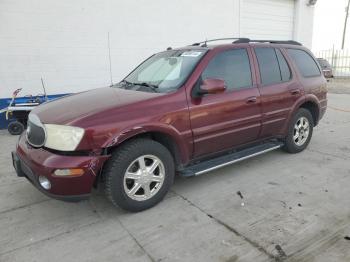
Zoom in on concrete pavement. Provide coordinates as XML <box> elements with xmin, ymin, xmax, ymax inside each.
<box><xmin>0</xmin><ymin>93</ymin><xmax>349</xmax><ymax>262</ymax></box>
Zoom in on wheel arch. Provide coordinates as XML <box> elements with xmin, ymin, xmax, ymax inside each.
<box><xmin>299</xmin><ymin>100</ymin><xmax>320</xmax><ymax>126</ymax></box>
<box><xmin>103</xmin><ymin>124</ymin><xmax>190</xmax><ymax>168</ymax></box>
<box><xmin>282</xmin><ymin>95</ymin><xmax>321</xmax><ymax>136</ymax></box>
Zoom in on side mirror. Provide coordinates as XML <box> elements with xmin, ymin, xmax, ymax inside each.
<box><xmin>197</xmin><ymin>78</ymin><xmax>226</xmax><ymax>96</ymax></box>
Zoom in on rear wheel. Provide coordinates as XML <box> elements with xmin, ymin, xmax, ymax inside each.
<box><xmin>283</xmin><ymin>108</ymin><xmax>314</xmax><ymax>153</ymax></box>
<box><xmin>104</xmin><ymin>139</ymin><xmax>175</xmax><ymax>212</ymax></box>
<box><xmin>8</xmin><ymin>121</ymin><xmax>24</xmax><ymax>135</ymax></box>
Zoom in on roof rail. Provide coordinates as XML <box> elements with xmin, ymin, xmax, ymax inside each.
<box><xmin>191</xmin><ymin>38</ymin><xmax>302</xmax><ymax>46</ymax></box>
<box><xmin>191</xmin><ymin>38</ymin><xmax>243</xmax><ymax>47</ymax></box>
<box><xmin>247</xmin><ymin>39</ymin><xmax>302</xmax><ymax>45</ymax></box>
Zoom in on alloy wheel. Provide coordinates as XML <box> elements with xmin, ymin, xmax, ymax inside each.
<box><xmin>123</xmin><ymin>155</ymin><xmax>165</xmax><ymax>201</ymax></box>
<box><xmin>293</xmin><ymin>116</ymin><xmax>310</xmax><ymax>146</ymax></box>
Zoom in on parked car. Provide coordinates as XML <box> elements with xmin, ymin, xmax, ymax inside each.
<box><xmin>12</xmin><ymin>38</ymin><xmax>327</xmax><ymax>212</ymax></box>
<box><xmin>317</xmin><ymin>58</ymin><xmax>334</xmax><ymax>78</ymax></box>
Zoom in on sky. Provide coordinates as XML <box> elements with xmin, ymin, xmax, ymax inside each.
<box><xmin>312</xmin><ymin>0</ymin><xmax>349</xmax><ymax>51</ymax></box>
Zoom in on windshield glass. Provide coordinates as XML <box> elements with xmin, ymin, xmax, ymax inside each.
<box><xmin>117</xmin><ymin>49</ymin><xmax>206</xmax><ymax>93</ymax></box>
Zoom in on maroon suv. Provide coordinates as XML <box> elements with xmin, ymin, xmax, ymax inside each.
<box><xmin>12</xmin><ymin>38</ymin><xmax>327</xmax><ymax>211</ymax></box>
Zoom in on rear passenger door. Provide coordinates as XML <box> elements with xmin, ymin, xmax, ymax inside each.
<box><xmin>253</xmin><ymin>47</ymin><xmax>302</xmax><ymax>138</ymax></box>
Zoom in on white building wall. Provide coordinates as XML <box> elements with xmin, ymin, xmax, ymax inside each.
<box><xmin>0</xmin><ymin>0</ymin><xmax>315</xmax><ymax>99</ymax></box>
<box><xmin>293</xmin><ymin>0</ymin><xmax>315</xmax><ymax>48</ymax></box>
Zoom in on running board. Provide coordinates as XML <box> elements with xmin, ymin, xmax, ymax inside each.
<box><xmin>180</xmin><ymin>141</ymin><xmax>283</xmax><ymax>177</ymax></box>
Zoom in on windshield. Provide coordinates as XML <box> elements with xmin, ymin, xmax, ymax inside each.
<box><xmin>117</xmin><ymin>49</ymin><xmax>206</xmax><ymax>93</ymax></box>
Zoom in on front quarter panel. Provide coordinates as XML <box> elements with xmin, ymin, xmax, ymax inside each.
<box><xmin>103</xmin><ymin>122</ymin><xmax>192</xmax><ymax>164</ymax></box>
<box><xmin>75</xmin><ymin>90</ymin><xmax>193</xmax><ymax>165</ymax></box>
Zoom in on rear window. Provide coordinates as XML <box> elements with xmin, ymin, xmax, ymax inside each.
<box><xmin>287</xmin><ymin>49</ymin><xmax>321</xmax><ymax>77</ymax></box>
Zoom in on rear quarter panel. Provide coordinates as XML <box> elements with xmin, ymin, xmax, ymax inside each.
<box><xmin>283</xmin><ymin>46</ymin><xmax>327</xmax><ymax>125</ymax></box>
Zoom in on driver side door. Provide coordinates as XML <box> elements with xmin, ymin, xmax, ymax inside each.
<box><xmin>188</xmin><ymin>47</ymin><xmax>262</xmax><ymax>158</ymax></box>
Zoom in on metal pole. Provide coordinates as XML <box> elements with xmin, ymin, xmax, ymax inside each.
<box><xmin>108</xmin><ymin>32</ymin><xmax>113</xmax><ymax>86</ymax></box>
<box><xmin>41</xmin><ymin>77</ymin><xmax>48</xmax><ymax>102</ymax></box>
<box><xmin>342</xmin><ymin>0</ymin><xmax>350</xmax><ymax>49</ymax></box>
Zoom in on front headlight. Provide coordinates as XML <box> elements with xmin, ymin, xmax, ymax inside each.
<box><xmin>44</xmin><ymin>124</ymin><xmax>85</xmax><ymax>151</ymax></box>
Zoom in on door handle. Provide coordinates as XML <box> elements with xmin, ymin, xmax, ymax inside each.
<box><xmin>290</xmin><ymin>89</ymin><xmax>301</xmax><ymax>95</ymax></box>
<box><xmin>246</xmin><ymin>96</ymin><xmax>257</xmax><ymax>104</ymax></box>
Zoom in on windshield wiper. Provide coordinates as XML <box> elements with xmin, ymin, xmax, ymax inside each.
<box><xmin>117</xmin><ymin>80</ymin><xmax>159</xmax><ymax>92</ymax></box>
<box><xmin>120</xmin><ymin>80</ymin><xmax>133</xmax><ymax>85</ymax></box>
<box><xmin>121</xmin><ymin>80</ymin><xmax>158</xmax><ymax>88</ymax></box>
<box><xmin>110</xmin><ymin>80</ymin><xmax>132</xmax><ymax>88</ymax></box>
<box><xmin>137</xmin><ymin>82</ymin><xmax>158</xmax><ymax>89</ymax></box>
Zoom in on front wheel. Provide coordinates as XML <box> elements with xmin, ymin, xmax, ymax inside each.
<box><xmin>283</xmin><ymin>108</ymin><xmax>314</xmax><ymax>153</ymax></box>
<box><xmin>104</xmin><ymin>139</ymin><xmax>175</xmax><ymax>212</ymax></box>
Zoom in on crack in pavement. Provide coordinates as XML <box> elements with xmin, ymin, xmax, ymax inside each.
<box><xmin>115</xmin><ymin>216</ymin><xmax>156</xmax><ymax>262</ymax></box>
<box><xmin>0</xmin><ymin>219</ymin><xmax>101</xmax><ymax>257</ymax></box>
<box><xmin>0</xmin><ymin>180</ymin><xmax>24</xmax><ymax>188</ymax></box>
<box><xmin>171</xmin><ymin>190</ymin><xmax>284</xmax><ymax>262</ymax></box>
<box><xmin>0</xmin><ymin>198</ymin><xmax>51</xmax><ymax>215</ymax></box>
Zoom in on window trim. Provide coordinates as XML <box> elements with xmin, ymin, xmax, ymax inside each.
<box><xmin>275</xmin><ymin>48</ymin><xmax>293</xmax><ymax>83</ymax></box>
<box><xmin>197</xmin><ymin>48</ymin><xmax>254</xmax><ymax>94</ymax></box>
<box><xmin>287</xmin><ymin>48</ymin><xmax>321</xmax><ymax>78</ymax></box>
<box><xmin>254</xmin><ymin>47</ymin><xmax>293</xmax><ymax>87</ymax></box>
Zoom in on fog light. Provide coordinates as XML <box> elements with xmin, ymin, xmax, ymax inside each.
<box><xmin>54</xmin><ymin>168</ymin><xmax>84</xmax><ymax>177</ymax></box>
<box><xmin>38</xmin><ymin>176</ymin><xmax>51</xmax><ymax>190</ymax></box>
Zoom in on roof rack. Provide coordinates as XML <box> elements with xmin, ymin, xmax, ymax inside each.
<box><xmin>242</xmin><ymin>39</ymin><xmax>302</xmax><ymax>45</ymax></box>
<box><xmin>191</xmin><ymin>38</ymin><xmax>302</xmax><ymax>47</ymax></box>
<box><xmin>191</xmin><ymin>38</ymin><xmax>242</xmax><ymax>47</ymax></box>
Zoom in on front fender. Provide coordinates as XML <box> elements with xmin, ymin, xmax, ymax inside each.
<box><xmin>102</xmin><ymin>123</ymin><xmax>191</xmax><ymax>165</ymax></box>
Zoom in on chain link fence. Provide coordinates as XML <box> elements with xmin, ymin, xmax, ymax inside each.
<box><xmin>315</xmin><ymin>48</ymin><xmax>350</xmax><ymax>78</ymax></box>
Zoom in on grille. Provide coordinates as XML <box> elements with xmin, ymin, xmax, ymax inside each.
<box><xmin>26</xmin><ymin>114</ymin><xmax>46</xmax><ymax>147</ymax></box>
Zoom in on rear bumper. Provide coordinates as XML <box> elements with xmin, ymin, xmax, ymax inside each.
<box><xmin>13</xmin><ymin>134</ymin><xmax>109</xmax><ymax>201</ymax></box>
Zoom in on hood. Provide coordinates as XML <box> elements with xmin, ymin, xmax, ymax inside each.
<box><xmin>32</xmin><ymin>87</ymin><xmax>162</xmax><ymax>125</ymax></box>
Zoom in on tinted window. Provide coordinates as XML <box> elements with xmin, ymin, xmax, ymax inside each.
<box><xmin>202</xmin><ymin>49</ymin><xmax>252</xmax><ymax>90</ymax></box>
<box><xmin>276</xmin><ymin>49</ymin><xmax>291</xmax><ymax>81</ymax></box>
<box><xmin>255</xmin><ymin>48</ymin><xmax>282</xmax><ymax>85</ymax></box>
<box><xmin>288</xmin><ymin>49</ymin><xmax>321</xmax><ymax>77</ymax></box>
<box><xmin>317</xmin><ymin>58</ymin><xmax>331</xmax><ymax>69</ymax></box>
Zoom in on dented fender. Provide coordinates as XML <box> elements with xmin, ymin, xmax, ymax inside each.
<box><xmin>102</xmin><ymin>123</ymin><xmax>192</xmax><ymax>165</ymax></box>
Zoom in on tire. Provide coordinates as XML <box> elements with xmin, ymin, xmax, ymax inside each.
<box><xmin>104</xmin><ymin>138</ymin><xmax>175</xmax><ymax>212</ymax></box>
<box><xmin>283</xmin><ymin>108</ymin><xmax>314</xmax><ymax>153</ymax></box>
<box><xmin>8</xmin><ymin>121</ymin><xmax>25</xmax><ymax>135</ymax></box>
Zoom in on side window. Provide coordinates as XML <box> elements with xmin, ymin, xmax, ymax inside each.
<box><xmin>255</xmin><ymin>48</ymin><xmax>280</xmax><ymax>85</ymax></box>
<box><xmin>202</xmin><ymin>49</ymin><xmax>252</xmax><ymax>90</ymax></box>
<box><xmin>276</xmin><ymin>49</ymin><xmax>291</xmax><ymax>82</ymax></box>
<box><xmin>287</xmin><ymin>49</ymin><xmax>321</xmax><ymax>77</ymax></box>
<box><xmin>255</xmin><ymin>47</ymin><xmax>291</xmax><ymax>85</ymax></box>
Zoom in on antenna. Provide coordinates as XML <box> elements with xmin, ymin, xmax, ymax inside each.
<box><xmin>107</xmin><ymin>32</ymin><xmax>114</xmax><ymax>86</ymax></box>
<box><xmin>41</xmin><ymin>77</ymin><xmax>48</xmax><ymax>102</ymax></box>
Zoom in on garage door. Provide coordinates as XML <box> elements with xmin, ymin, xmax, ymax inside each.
<box><xmin>240</xmin><ymin>0</ymin><xmax>295</xmax><ymax>40</ymax></box>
